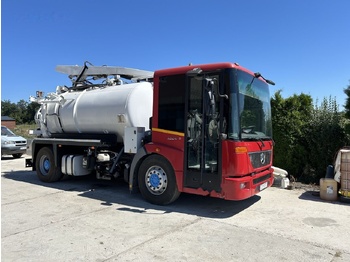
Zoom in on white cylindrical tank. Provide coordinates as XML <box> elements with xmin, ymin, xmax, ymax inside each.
<box><xmin>37</xmin><ymin>82</ymin><xmax>153</xmax><ymax>142</ymax></box>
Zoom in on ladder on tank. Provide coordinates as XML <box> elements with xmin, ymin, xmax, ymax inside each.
<box><xmin>56</xmin><ymin>61</ymin><xmax>154</xmax><ymax>87</ymax></box>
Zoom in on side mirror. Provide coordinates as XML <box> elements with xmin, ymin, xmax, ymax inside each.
<box><xmin>206</xmin><ymin>78</ymin><xmax>228</xmax><ymax>100</ymax></box>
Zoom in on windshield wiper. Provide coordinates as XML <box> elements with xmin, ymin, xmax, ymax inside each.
<box><xmin>242</xmin><ymin>136</ymin><xmax>265</xmax><ymax>150</ymax></box>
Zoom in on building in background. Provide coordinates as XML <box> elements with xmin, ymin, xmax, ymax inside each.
<box><xmin>1</xmin><ymin>116</ymin><xmax>16</xmax><ymax>129</ymax></box>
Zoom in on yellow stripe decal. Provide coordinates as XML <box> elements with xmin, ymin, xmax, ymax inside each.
<box><xmin>152</xmin><ymin>128</ymin><xmax>185</xmax><ymax>137</ymax></box>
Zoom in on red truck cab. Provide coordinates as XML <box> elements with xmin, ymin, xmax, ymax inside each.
<box><xmin>136</xmin><ymin>62</ymin><xmax>274</xmax><ymax>204</ymax></box>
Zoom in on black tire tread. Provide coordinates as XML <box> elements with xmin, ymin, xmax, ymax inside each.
<box><xmin>35</xmin><ymin>147</ymin><xmax>62</xmax><ymax>183</ymax></box>
<box><xmin>138</xmin><ymin>154</ymin><xmax>180</xmax><ymax>205</ymax></box>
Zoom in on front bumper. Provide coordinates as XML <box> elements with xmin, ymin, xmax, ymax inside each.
<box><xmin>1</xmin><ymin>145</ymin><xmax>27</xmax><ymax>156</ymax></box>
<box><xmin>222</xmin><ymin>169</ymin><xmax>274</xmax><ymax>200</ymax></box>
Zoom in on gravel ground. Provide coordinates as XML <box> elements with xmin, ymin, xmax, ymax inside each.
<box><xmin>2</xmin><ymin>155</ymin><xmax>350</xmax><ymax>262</ymax></box>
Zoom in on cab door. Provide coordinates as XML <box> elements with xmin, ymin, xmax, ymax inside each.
<box><xmin>184</xmin><ymin>74</ymin><xmax>222</xmax><ymax>192</ymax></box>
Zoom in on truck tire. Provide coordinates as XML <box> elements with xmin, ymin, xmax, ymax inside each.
<box><xmin>35</xmin><ymin>147</ymin><xmax>62</xmax><ymax>183</ymax></box>
<box><xmin>12</xmin><ymin>153</ymin><xmax>23</xmax><ymax>159</ymax></box>
<box><xmin>138</xmin><ymin>155</ymin><xmax>180</xmax><ymax>205</ymax></box>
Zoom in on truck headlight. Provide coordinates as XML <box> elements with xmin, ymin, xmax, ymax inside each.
<box><xmin>240</xmin><ymin>182</ymin><xmax>248</xmax><ymax>189</ymax></box>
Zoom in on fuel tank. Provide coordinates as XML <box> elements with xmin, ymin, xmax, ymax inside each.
<box><xmin>36</xmin><ymin>82</ymin><xmax>153</xmax><ymax>142</ymax></box>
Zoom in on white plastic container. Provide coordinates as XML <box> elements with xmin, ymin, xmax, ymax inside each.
<box><xmin>272</xmin><ymin>166</ymin><xmax>288</xmax><ymax>178</ymax></box>
<box><xmin>281</xmin><ymin>178</ymin><xmax>290</xmax><ymax>189</ymax></box>
<box><xmin>320</xmin><ymin>178</ymin><xmax>338</xmax><ymax>201</ymax></box>
<box><xmin>272</xmin><ymin>166</ymin><xmax>288</xmax><ymax>187</ymax></box>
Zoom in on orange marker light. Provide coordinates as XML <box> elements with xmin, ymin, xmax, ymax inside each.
<box><xmin>235</xmin><ymin>147</ymin><xmax>248</xmax><ymax>154</ymax></box>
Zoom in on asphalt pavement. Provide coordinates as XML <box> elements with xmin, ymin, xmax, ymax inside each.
<box><xmin>1</xmin><ymin>155</ymin><xmax>350</xmax><ymax>262</ymax></box>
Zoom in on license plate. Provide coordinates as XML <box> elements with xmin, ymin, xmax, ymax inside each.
<box><xmin>260</xmin><ymin>182</ymin><xmax>268</xmax><ymax>191</ymax></box>
<box><xmin>20</xmin><ymin>147</ymin><xmax>26</xmax><ymax>150</ymax></box>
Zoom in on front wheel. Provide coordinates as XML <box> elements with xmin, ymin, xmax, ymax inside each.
<box><xmin>138</xmin><ymin>155</ymin><xmax>180</xmax><ymax>205</ymax></box>
<box><xmin>35</xmin><ymin>147</ymin><xmax>62</xmax><ymax>182</ymax></box>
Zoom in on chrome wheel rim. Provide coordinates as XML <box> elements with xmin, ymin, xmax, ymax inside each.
<box><xmin>145</xmin><ymin>165</ymin><xmax>167</xmax><ymax>195</ymax></box>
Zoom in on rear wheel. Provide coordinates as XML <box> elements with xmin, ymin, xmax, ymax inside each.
<box><xmin>138</xmin><ymin>155</ymin><xmax>180</xmax><ymax>205</ymax></box>
<box><xmin>35</xmin><ymin>147</ymin><xmax>62</xmax><ymax>182</ymax></box>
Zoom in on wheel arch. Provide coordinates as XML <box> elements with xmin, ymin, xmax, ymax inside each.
<box><xmin>35</xmin><ymin>145</ymin><xmax>63</xmax><ymax>182</ymax></box>
<box><xmin>32</xmin><ymin>142</ymin><xmax>59</xmax><ymax>171</ymax></box>
<box><xmin>137</xmin><ymin>153</ymin><xmax>180</xmax><ymax>205</ymax></box>
<box><xmin>129</xmin><ymin>147</ymin><xmax>152</xmax><ymax>192</ymax></box>
<box><xmin>129</xmin><ymin>149</ymin><xmax>176</xmax><ymax>193</ymax></box>
<box><xmin>128</xmin><ymin>147</ymin><xmax>179</xmax><ymax>192</ymax></box>
<box><xmin>129</xmin><ymin>145</ymin><xmax>184</xmax><ymax>196</ymax></box>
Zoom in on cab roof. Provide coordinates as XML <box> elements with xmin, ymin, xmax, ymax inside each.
<box><xmin>154</xmin><ymin>62</ymin><xmax>255</xmax><ymax>77</ymax></box>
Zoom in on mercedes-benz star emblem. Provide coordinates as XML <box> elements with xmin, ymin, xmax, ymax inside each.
<box><xmin>260</xmin><ymin>153</ymin><xmax>266</xmax><ymax>164</ymax></box>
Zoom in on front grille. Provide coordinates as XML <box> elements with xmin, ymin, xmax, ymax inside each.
<box><xmin>249</xmin><ymin>150</ymin><xmax>272</xmax><ymax>169</ymax></box>
<box><xmin>15</xmin><ymin>141</ymin><xmax>26</xmax><ymax>146</ymax></box>
<box><xmin>253</xmin><ymin>173</ymin><xmax>271</xmax><ymax>185</ymax></box>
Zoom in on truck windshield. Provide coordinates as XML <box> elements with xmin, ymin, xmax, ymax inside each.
<box><xmin>228</xmin><ymin>70</ymin><xmax>272</xmax><ymax>140</ymax></box>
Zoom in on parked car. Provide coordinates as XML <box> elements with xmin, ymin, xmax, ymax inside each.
<box><xmin>1</xmin><ymin>126</ymin><xmax>27</xmax><ymax>158</ymax></box>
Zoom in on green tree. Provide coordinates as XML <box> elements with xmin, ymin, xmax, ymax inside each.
<box><xmin>344</xmin><ymin>81</ymin><xmax>350</xmax><ymax>119</ymax></box>
<box><xmin>1</xmin><ymin>100</ymin><xmax>19</xmax><ymax>120</ymax></box>
<box><xmin>271</xmin><ymin>91</ymin><xmax>313</xmax><ymax>177</ymax></box>
<box><xmin>15</xmin><ymin>100</ymin><xmax>29</xmax><ymax>124</ymax></box>
<box><xmin>301</xmin><ymin>97</ymin><xmax>350</xmax><ymax>183</ymax></box>
<box><xmin>25</xmin><ymin>102</ymin><xmax>41</xmax><ymax>123</ymax></box>
<box><xmin>272</xmin><ymin>92</ymin><xmax>350</xmax><ymax>184</ymax></box>
<box><xmin>1</xmin><ymin>100</ymin><xmax>40</xmax><ymax>124</ymax></box>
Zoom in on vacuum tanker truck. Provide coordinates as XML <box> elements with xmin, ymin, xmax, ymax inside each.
<box><xmin>27</xmin><ymin>61</ymin><xmax>275</xmax><ymax>205</ymax></box>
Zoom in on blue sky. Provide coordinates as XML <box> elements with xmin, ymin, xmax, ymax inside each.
<box><xmin>2</xmin><ymin>0</ymin><xmax>350</xmax><ymax>110</ymax></box>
